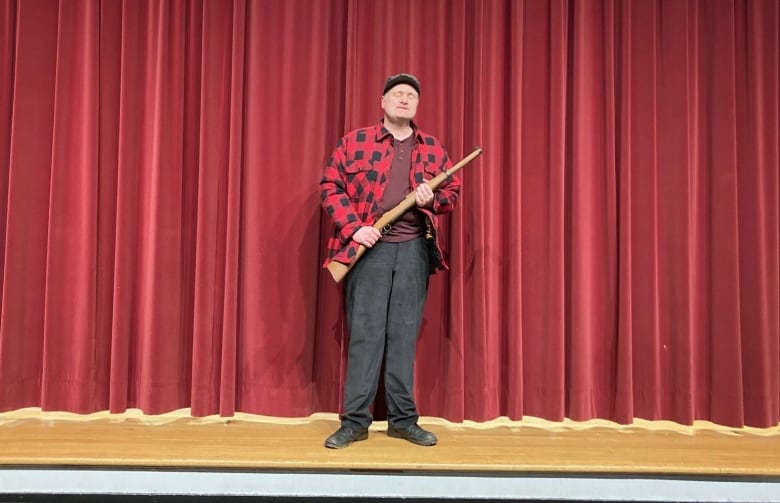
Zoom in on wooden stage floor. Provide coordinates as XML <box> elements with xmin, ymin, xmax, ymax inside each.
<box><xmin>0</xmin><ymin>408</ymin><xmax>778</xmax><ymax>475</ymax></box>
<box><xmin>2</xmin><ymin>409</ymin><xmax>780</xmax><ymax>502</ymax></box>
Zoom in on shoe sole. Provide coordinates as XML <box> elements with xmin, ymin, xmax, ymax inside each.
<box><xmin>387</xmin><ymin>429</ymin><xmax>437</xmax><ymax>446</ymax></box>
<box><xmin>324</xmin><ymin>431</ymin><xmax>368</xmax><ymax>449</ymax></box>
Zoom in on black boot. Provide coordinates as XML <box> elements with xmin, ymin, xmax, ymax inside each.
<box><xmin>387</xmin><ymin>423</ymin><xmax>437</xmax><ymax>446</ymax></box>
<box><xmin>324</xmin><ymin>425</ymin><xmax>369</xmax><ymax>449</ymax></box>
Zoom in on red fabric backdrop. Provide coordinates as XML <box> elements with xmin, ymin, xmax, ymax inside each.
<box><xmin>0</xmin><ymin>0</ymin><xmax>777</xmax><ymax>427</ymax></box>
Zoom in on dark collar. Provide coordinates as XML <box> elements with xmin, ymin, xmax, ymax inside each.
<box><xmin>376</xmin><ymin>120</ymin><xmax>421</xmax><ymax>143</ymax></box>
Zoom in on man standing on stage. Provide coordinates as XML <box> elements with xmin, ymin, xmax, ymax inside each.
<box><xmin>320</xmin><ymin>73</ymin><xmax>461</xmax><ymax>449</ymax></box>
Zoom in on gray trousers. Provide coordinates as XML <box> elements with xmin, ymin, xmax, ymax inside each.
<box><xmin>341</xmin><ymin>237</ymin><xmax>429</xmax><ymax>430</ymax></box>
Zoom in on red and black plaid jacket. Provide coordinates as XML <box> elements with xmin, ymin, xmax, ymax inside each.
<box><xmin>320</xmin><ymin>120</ymin><xmax>461</xmax><ymax>271</ymax></box>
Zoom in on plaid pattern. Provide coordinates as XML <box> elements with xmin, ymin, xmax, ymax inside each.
<box><xmin>320</xmin><ymin>121</ymin><xmax>461</xmax><ymax>270</ymax></box>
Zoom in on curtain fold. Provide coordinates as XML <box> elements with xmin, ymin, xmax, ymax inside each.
<box><xmin>42</xmin><ymin>0</ymin><xmax>100</xmax><ymax>412</ymax></box>
<box><xmin>0</xmin><ymin>0</ymin><xmax>777</xmax><ymax>427</ymax></box>
<box><xmin>1</xmin><ymin>0</ymin><xmax>60</xmax><ymax>411</ymax></box>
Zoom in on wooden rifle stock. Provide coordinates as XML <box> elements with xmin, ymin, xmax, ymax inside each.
<box><xmin>326</xmin><ymin>146</ymin><xmax>483</xmax><ymax>283</ymax></box>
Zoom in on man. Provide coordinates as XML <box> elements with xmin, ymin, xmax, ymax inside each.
<box><xmin>320</xmin><ymin>73</ymin><xmax>461</xmax><ymax>449</ymax></box>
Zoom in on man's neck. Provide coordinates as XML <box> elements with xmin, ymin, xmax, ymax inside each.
<box><xmin>383</xmin><ymin>118</ymin><xmax>413</xmax><ymax>139</ymax></box>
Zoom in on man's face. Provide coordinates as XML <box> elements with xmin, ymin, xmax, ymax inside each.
<box><xmin>381</xmin><ymin>84</ymin><xmax>419</xmax><ymax>122</ymax></box>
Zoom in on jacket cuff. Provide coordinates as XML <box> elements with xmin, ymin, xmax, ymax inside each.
<box><xmin>339</xmin><ymin>221</ymin><xmax>362</xmax><ymax>244</ymax></box>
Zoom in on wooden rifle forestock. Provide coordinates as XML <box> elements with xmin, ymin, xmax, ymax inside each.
<box><xmin>326</xmin><ymin>146</ymin><xmax>483</xmax><ymax>283</ymax></box>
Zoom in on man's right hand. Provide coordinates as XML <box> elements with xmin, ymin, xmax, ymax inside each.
<box><xmin>352</xmin><ymin>226</ymin><xmax>382</xmax><ymax>248</ymax></box>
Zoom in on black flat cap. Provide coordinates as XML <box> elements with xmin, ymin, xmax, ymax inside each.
<box><xmin>383</xmin><ymin>73</ymin><xmax>421</xmax><ymax>95</ymax></box>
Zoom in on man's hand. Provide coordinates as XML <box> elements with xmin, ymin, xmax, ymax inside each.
<box><xmin>415</xmin><ymin>182</ymin><xmax>434</xmax><ymax>208</ymax></box>
<box><xmin>352</xmin><ymin>226</ymin><xmax>383</xmax><ymax>247</ymax></box>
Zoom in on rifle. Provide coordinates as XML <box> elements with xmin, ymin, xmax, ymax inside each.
<box><xmin>326</xmin><ymin>146</ymin><xmax>483</xmax><ymax>283</ymax></box>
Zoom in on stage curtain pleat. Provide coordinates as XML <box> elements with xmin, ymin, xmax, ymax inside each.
<box><xmin>0</xmin><ymin>0</ymin><xmax>777</xmax><ymax>427</ymax></box>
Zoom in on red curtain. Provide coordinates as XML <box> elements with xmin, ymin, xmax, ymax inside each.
<box><xmin>0</xmin><ymin>0</ymin><xmax>777</xmax><ymax>427</ymax></box>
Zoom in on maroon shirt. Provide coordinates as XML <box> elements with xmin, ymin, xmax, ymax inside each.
<box><xmin>380</xmin><ymin>134</ymin><xmax>424</xmax><ymax>242</ymax></box>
